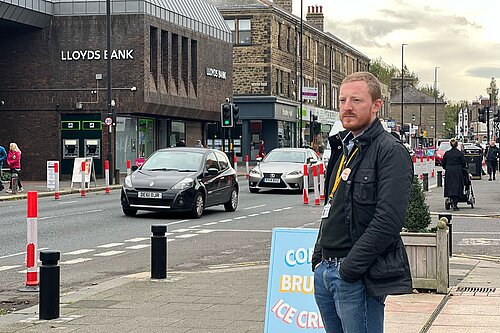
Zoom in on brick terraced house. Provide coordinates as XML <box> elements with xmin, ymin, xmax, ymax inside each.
<box><xmin>0</xmin><ymin>0</ymin><xmax>232</xmax><ymax>180</ymax></box>
<box><xmin>208</xmin><ymin>0</ymin><xmax>370</xmax><ymax>159</ymax></box>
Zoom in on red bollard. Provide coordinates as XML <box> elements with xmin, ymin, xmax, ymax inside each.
<box><xmin>234</xmin><ymin>155</ymin><xmax>238</xmax><ymax>174</ymax></box>
<box><xmin>313</xmin><ymin>165</ymin><xmax>320</xmax><ymax>205</ymax></box>
<box><xmin>126</xmin><ymin>159</ymin><xmax>131</xmax><ymax>176</ymax></box>
<box><xmin>80</xmin><ymin>161</ymin><xmax>86</xmax><ymax>197</ymax></box>
<box><xmin>245</xmin><ymin>155</ymin><xmax>249</xmax><ymax>179</ymax></box>
<box><xmin>319</xmin><ymin>163</ymin><xmax>325</xmax><ymax>201</ymax></box>
<box><xmin>303</xmin><ymin>164</ymin><xmax>309</xmax><ymax>204</ymax></box>
<box><xmin>21</xmin><ymin>191</ymin><xmax>39</xmax><ymax>291</ymax></box>
<box><xmin>105</xmin><ymin>160</ymin><xmax>110</xmax><ymax>194</ymax></box>
<box><xmin>54</xmin><ymin>162</ymin><xmax>60</xmax><ymax>200</ymax></box>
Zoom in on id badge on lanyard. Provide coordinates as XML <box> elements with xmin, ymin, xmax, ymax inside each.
<box><xmin>321</xmin><ymin>202</ymin><xmax>331</xmax><ymax>219</ymax></box>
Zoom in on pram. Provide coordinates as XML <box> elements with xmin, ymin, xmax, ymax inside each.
<box><xmin>445</xmin><ymin>168</ymin><xmax>475</xmax><ymax>210</ymax></box>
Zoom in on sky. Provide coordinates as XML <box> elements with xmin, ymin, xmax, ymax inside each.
<box><xmin>292</xmin><ymin>0</ymin><xmax>500</xmax><ymax>103</ymax></box>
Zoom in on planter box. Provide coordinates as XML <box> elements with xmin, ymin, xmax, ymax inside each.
<box><xmin>401</xmin><ymin>228</ymin><xmax>449</xmax><ymax>294</ymax></box>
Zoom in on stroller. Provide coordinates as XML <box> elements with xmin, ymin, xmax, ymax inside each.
<box><xmin>445</xmin><ymin>168</ymin><xmax>475</xmax><ymax>210</ymax></box>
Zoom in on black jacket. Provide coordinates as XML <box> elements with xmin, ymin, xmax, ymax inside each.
<box><xmin>485</xmin><ymin>145</ymin><xmax>500</xmax><ymax>162</ymax></box>
<box><xmin>442</xmin><ymin>147</ymin><xmax>466</xmax><ymax>198</ymax></box>
<box><xmin>313</xmin><ymin>119</ymin><xmax>413</xmax><ymax>297</ymax></box>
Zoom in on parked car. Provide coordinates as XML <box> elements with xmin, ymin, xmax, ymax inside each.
<box><xmin>248</xmin><ymin>147</ymin><xmax>322</xmax><ymax>193</ymax></box>
<box><xmin>121</xmin><ymin>147</ymin><xmax>239</xmax><ymax>218</ymax></box>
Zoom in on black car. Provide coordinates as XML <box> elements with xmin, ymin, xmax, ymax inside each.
<box><xmin>121</xmin><ymin>147</ymin><xmax>239</xmax><ymax>218</ymax></box>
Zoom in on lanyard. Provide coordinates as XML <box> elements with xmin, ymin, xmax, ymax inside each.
<box><xmin>328</xmin><ymin>147</ymin><xmax>358</xmax><ymax>200</ymax></box>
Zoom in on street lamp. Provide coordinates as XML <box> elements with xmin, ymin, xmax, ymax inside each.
<box><xmin>400</xmin><ymin>43</ymin><xmax>407</xmax><ymax>137</ymax></box>
<box><xmin>434</xmin><ymin>67</ymin><xmax>439</xmax><ymax>144</ymax></box>
<box><xmin>106</xmin><ymin>0</ymin><xmax>114</xmax><ymax>184</ymax></box>
<box><xmin>486</xmin><ymin>77</ymin><xmax>498</xmax><ymax>143</ymax></box>
<box><xmin>298</xmin><ymin>0</ymin><xmax>303</xmax><ymax>147</ymax></box>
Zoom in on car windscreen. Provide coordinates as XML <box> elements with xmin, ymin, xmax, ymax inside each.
<box><xmin>438</xmin><ymin>142</ymin><xmax>451</xmax><ymax>151</ymax></box>
<box><xmin>140</xmin><ymin>151</ymin><xmax>203</xmax><ymax>171</ymax></box>
<box><xmin>264</xmin><ymin>151</ymin><xmax>305</xmax><ymax>163</ymax></box>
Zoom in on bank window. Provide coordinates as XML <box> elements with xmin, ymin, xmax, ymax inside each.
<box><xmin>238</xmin><ymin>18</ymin><xmax>251</xmax><ymax>45</ymax></box>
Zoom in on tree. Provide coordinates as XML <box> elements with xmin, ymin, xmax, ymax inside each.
<box><xmin>369</xmin><ymin>57</ymin><xmax>419</xmax><ymax>87</ymax></box>
<box><xmin>404</xmin><ymin>176</ymin><xmax>431</xmax><ymax>232</ymax></box>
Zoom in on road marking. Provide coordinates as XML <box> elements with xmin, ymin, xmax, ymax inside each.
<box><xmin>248</xmin><ymin>213</ymin><xmax>259</xmax><ymax>217</ymax></box>
<box><xmin>125</xmin><ymin>237</ymin><xmax>149</xmax><ymax>243</ymax></box>
<box><xmin>0</xmin><ymin>247</ymin><xmax>48</xmax><ymax>260</ymax></box>
<box><xmin>196</xmin><ymin>230</ymin><xmax>214</xmax><ymax>234</ymax></box>
<box><xmin>219</xmin><ymin>219</ymin><xmax>232</xmax><ymax>223</ymax></box>
<box><xmin>167</xmin><ymin>239</ymin><xmax>175</xmax><ymax>242</ymax></box>
<box><xmin>234</xmin><ymin>216</ymin><xmax>248</xmax><ymax>220</ymax></box>
<box><xmin>97</xmin><ymin>243</ymin><xmax>125</xmax><ymax>248</ymax></box>
<box><xmin>454</xmin><ymin>232</ymin><xmax>500</xmax><ymax>234</ymax></box>
<box><xmin>175</xmin><ymin>234</ymin><xmax>198</xmax><ymax>239</ymax></box>
<box><xmin>201</xmin><ymin>229</ymin><xmax>272</xmax><ymax>233</ymax></box>
<box><xmin>0</xmin><ymin>265</ymin><xmax>21</xmax><ymax>272</ymax></box>
<box><xmin>165</xmin><ymin>219</ymin><xmax>190</xmax><ymax>226</ymax></box>
<box><xmin>188</xmin><ymin>225</ymin><xmax>201</xmax><ymax>229</ymax></box>
<box><xmin>203</xmin><ymin>222</ymin><xmax>218</xmax><ymax>226</ymax></box>
<box><xmin>39</xmin><ymin>209</ymin><xmax>103</xmax><ymax>221</ymax></box>
<box><xmin>94</xmin><ymin>250</ymin><xmax>126</xmax><ymax>257</ymax></box>
<box><xmin>60</xmin><ymin>258</ymin><xmax>93</xmax><ymax>265</ymax></box>
<box><xmin>65</xmin><ymin>249</ymin><xmax>95</xmax><ymax>255</ymax></box>
<box><xmin>458</xmin><ymin>238</ymin><xmax>500</xmax><ymax>246</ymax></box>
<box><xmin>172</xmin><ymin>228</ymin><xmax>193</xmax><ymax>233</ymax></box>
<box><xmin>260</xmin><ymin>211</ymin><xmax>272</xmax><ymax>214</ymax></box>
<box><xmin>273</xmin><ymin>208</ymin><xmax>285</xmax><ymax>212</ymax></box>
<box><xmin>126</xmin><ymin>244</ymin><xmax>150</xmax><ymax>250</ymax></box>
<box><xmin>58</xmin><ymin>200</ymin><xmax>78</xmax><ymax>205</ymax></box>
<box><xmin>282</xmin><ymin>206</ymin><xmax>293</xmax><ymax>210</ymax></box>
<box><xmin>244</xmin><ymin>204</ymin><xmax>266</xmax><ymax>210</ymax></box>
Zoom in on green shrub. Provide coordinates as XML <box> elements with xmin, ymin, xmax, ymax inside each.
<box><xmin>1</xmin><ymin>172</ymin><xmax>10</xmax><ymax>182</ymax></box>
<box><xmin>404</xmin><ymin>176</ymin><xmax>431</xmax><ymax>232</ymax></box>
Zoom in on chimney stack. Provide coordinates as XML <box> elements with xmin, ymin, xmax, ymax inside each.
<box><xmin>273</xmin><ymin>0</ymin><xmax>292</xmax><ymax>13</ymax></box>
<box><xmin>306</xmin><ymin>4</ymin><xmax>324</xmax><ymax>31</ymax></box>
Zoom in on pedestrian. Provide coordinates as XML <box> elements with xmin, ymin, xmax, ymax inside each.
<box><xmin>194</xmin><ymin>139</ymin><xmax>204</xmax><ymax>148</ymax></box>
<box><xmin>6</xmin><ymin>142</ymin><xmax>23</xmax><ymax>193</ymax></box>
<box><xmin>442</xmin><ymin>138</ymin><xmax>466</xmax><ymax>210</ymax></box>
<box><xmin>0</xmin><ymin>144</ymin><xmax>7</xmax><ymax>191</ymax></box>
<box><xmin>311</xmin><ymin>72</ymin><xmax>413</xmax><ymax>333</ymax></box>
<box><xmin>258</xmin><ymin>140</ymin><xmax>265</xmax><ymax>158</ymax></box>
<box><xmin>484</xmin><ymin>140</ymin><xmax>500</xmax><ymax>181</ymax></box>
<box><xmin>176</xmin><ymin>138</ymin><xmax>186</xmax><ymax>147</ymax></box>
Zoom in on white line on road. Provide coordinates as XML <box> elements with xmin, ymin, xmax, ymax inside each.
<box><xmin>203</xmin><ymin>222</ymin><xmax>218</xmax><ymax>226</ymax></box>
<box><xmin>458</xmin><ymin>238</ymin><xmax>500</xmax><ymax>246</ymax></box>
<box><xmin>126</xmin><ymin>244</ymin><xmax>150</xmax><ymax>250</ymax></box>
<box><xmin>60</xmin><ymin>258</ymin><xmax>93</xmax><ymax>265</ymax></box>
<box><xmin>454</xmin><ymin>232</ymin><xmax>500</xmax><ymax>234</ymax></box>
<box><xmin>0</xmin><ymin>247</ymin><xmax>48</xmax><ymax>260</ymax></box>
<box><xmin>172</xmin><ymin>229</ymin><xmax>192</xmax><ymax>233</ymax></box>
<box><xmin>188</xmin><ymin>225</ymin><xmax>201</xmax><ymax>229</ymax></box>
<box><xmin>124</xmin><ymin>237</ymin><xmax>149</xmax><ymax>243</ymax></box>
<box><xmin>234</xmin><ymin>216</ymin><xmax>248</xmax><ymax>220</ymax></box>
<box><xmin>58</xmin><ymin>201</ymin><xmax>79</xmax><ymax>205</ymax></box>
<box><xmin>175</xmin><ymin>234</ymin><xmax>198</xmax><ymax>239</ymax></box>
<box><xmin>244</xmin><ymin>204</ymin><xmax>267</xmax><ymax>210</ymax></box>
<box><xmin>94</xmin><ymin>250</ymin><xmax>126</xmax><ymax>257</ymax></box>
<box><xmin>97</xmin><ymin>243</ymin><xmax>125</xmax><ymax>248</ymax></box>
<box><xmin>219</xmin><ymin>219</ymin><xmax>232</xmax><ymax>223</ymax></box>
<box><xmin>65</xmin><ymin>249</ymin><xmax>95</xmax><ymax>255</ymax></box>
<box><xmin>164</xmin><ymin>219</ymin><xmax>190</xmax><ymax>226</ymax></box>
<box><xmin>248</xmin><ymin>214</ymin><xmax>260</xmax><ymax>217</ymax></box>
<box><xmin>260</xmin><ymin>211</ymin><xmax>272</xmax><ymax>214</ymax></box>
<box><xmin>196</xmin><ymin>230</ymin><xmax>214</xmax><ymax>234</ymax></box>
<box><xmin>38</xmin><ymin>209</ymin><xmax>103</xmax><ymax>221</ymax></box>
<box><xmin>0</xmin><ymin>265</ymin><xmax>21</xmax><ymax>272</ymax></box>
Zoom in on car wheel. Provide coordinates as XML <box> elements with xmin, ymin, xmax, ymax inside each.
<box><xmin>123</xmin><ymin>207</ymin><xmax>137</xmax><ymax>216</ymax></box>
<box><xmin>189</xmin><ymin>192</ymin><xmax>204</xmax><ymax>219</ymax></box>
<box><xmin>224</xmin><ymin>187</ymin><xmax>238</xmax><ymax>212</ymax></box>
<box><xmin>249</xmin><ymin>188</ymin><xmax>259</xmax><ymax>193</ymax></box>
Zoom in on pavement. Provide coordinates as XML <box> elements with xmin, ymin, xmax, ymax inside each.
<box><xmin>1</xmin><ymin>174</ymin><xmax>500</xmax><ymax>332</ymax></box>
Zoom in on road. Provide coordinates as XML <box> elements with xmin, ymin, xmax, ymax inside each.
<box><xmin>1</xmin><ymin>174</ymin><xmax>500</xmax><ymax>313</ymax></box>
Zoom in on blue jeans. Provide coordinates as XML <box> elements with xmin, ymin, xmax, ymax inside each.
<box><xmin>314</xmin><ymin>259</ymin><xmax>386</xmax><ymax>333</ymax></box>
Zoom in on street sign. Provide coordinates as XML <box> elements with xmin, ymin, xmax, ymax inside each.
<box><xmin>104</xmin><ymin>117</ymin><xmax>113</xmax><ymax>126</ymax></box>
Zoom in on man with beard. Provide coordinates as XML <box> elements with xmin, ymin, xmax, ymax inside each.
<box><xmin>312</xmin><ymin>72</ymin><xmax>413</xmax><ymax>333</ymax></box>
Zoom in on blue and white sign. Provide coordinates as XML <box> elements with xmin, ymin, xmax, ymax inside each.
<box><xmin>264</xmin><ymin>228</ymin><xmax>325</xmax><ymax>332</ymax></box>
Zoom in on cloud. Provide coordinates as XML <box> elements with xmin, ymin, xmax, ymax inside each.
<box><xmin>465</xmin><ymin>67</ymin><xmax>500</xmax><ymax>79</ymax></box>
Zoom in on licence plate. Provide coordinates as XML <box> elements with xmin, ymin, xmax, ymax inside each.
<box><xmin>264</xmin><ymin>178</ymin><xmax>280</xmax><ymax>183</ymax></box>
<box><xmin>138</xmin><ymin>192</ymin><xmax>162</xmax><ymax>199</ymax></box>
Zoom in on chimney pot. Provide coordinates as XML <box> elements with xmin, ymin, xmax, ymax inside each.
<box><xmin>315</xmin><ymin>5</ymin><xmax>319</xmax><ymax>13</ymax></box>
<box><xmin>320</xmin><ymin>5</ymin><xmax>323</xmax><ymax>13</ymax></box>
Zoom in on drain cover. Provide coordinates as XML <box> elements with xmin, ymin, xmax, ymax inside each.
<box><xmin>456</xmin><ymin>287</ymin><xmax>496</xmax><ymax>294</ymax></box>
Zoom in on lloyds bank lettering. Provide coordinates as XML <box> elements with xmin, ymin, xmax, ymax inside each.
<box><xmin>61</xmin><ymin>49</ymin><xmax>134</xmax><ymax>61</ymax></box>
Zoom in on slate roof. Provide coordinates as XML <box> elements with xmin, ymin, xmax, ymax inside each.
<box><xmin>391</xmin><ymin>85</ymin><xmax>445</xmax><ymax>104</ymax></box>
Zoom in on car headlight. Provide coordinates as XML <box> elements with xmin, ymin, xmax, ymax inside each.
<box><xmin>172</xmin><ymin>177</ymin><xmax>194</xmax><ymax>190</ymax></box>
<box><xmin>288</xmin><ymin>170</ymin><xmax>302</xmax><ymax>176</ymax></box>
<box><xmin>249</xmin><ymin>168</ymin><xmax>262</xmax><ymax>176</ymax></box>
<box><xmin>124</xmin><ymin>175</ymin><xmax>133</xmax><ymax>189</ymax></box>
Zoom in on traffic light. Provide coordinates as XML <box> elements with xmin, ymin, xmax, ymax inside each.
<box><xmin>478</xmin><ymin>107</ymin><xmax>486</xmax><ymax>123</ymax></box>
<box><xmin>221</xmin><ymin>102</ymin><xmax>233</xmax><ymax>127</ymax></box>
<box><xmin>311</xmin><ymin>115</ymin><xmax>320</xmax><ymax>134</ymax></box>
<box><xmin>232</xmin><ymin>103</ymin><xmax>239</xmax><ymax>123</ymax></box>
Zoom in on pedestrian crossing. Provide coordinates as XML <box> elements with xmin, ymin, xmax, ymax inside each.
<box><xmin>0</xmin><ymin>206</ymin><xmax>294</xmax><ymax>273</ymax></box>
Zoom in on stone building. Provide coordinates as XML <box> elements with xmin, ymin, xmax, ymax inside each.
<box><xmin>208</xmin><ymin>0</ymin><xmax>370</xmax><ymax>158</ymax></box>
<box><xmin>389</xmin><ymin>77</ymin><xmax>446</xmax><ymax>147</ymax></box>
<box><xmin>0</xmin><ymin>0</ymin><xmax>232</xmax><ymax>180</ymax></box>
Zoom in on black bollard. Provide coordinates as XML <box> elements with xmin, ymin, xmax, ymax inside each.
<box><xmin>438</xmin><ymin>213</ymin><xmax>453</xmax><ymax>257</ymax></box>
<box><xmin>11</xmin><ymin>171</ymin><xmax>18</xmax><ymax>194</ymax></box>
<box><xmin>39</xmin><ymin>250</ymin><xmax>60</xmax><ymax>320</ymax></box>
<box><xmin>437</xmin><ymin>170</ymin><xmax>443</xmax><ymax>187</ymax></box>
<box><xmin>422</xmin><ymin>172</ymin><xmax>429</xmax><ymax>191</ymax></box>
<box><xmin>151</xmin><ymin>224</ymin><xmax>167</xmax><ymax>279</ymax></box>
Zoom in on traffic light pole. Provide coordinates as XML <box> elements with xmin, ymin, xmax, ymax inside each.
<box><xmin>487</xmin><ymin>104</ymin><xmax>490</xmax><ymax>143</ymax></box>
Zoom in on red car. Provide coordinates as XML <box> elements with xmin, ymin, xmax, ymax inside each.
<box><xmin>435</xmin><ymin>140</ymin><xmax>463</xmax><ymax>166</ymax></box>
